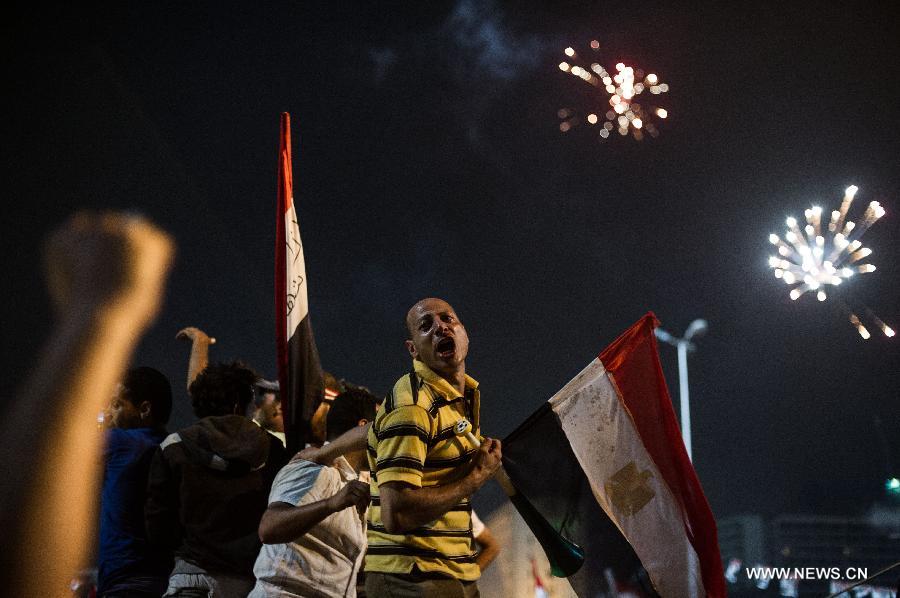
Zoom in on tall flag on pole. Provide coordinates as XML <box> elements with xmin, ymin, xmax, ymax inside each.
<box><xmin>275</xmin><ymin>112</ymin><xmax>325</xmax><ymax>454</ymax></box>
<box><xmin>503</xmin><ymin>313</ymin><xmax>726</xmax><ymax>597</ymax></box>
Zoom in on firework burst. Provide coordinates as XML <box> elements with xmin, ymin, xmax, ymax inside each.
<box><xmin>768</xmin><ymin>185</ymin><xmax>893</xmax><ymax>339</ymax></box>
<box><xmin>558</xmin><ymin>42</ymin><xmax>669</xmax><ymax>141</ymax></box>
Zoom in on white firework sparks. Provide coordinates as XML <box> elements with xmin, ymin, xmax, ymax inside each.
<box><xmin>768</xmin><ymin>185</ymin><xmax>892</xmax><ymax>339</ymax></box>
<box><xmin>558</xmin><ymin>42</ymin><xmax>668</xmax><ymax>141</ymax></box>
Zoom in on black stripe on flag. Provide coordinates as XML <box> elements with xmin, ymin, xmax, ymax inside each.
<box><xmin>503</xmin><ymin>402</ymin><xmax>659</xmax><ymax>597</ymax></box>
<box><xmin>284</xmin><ymin>316</ymin><xmax>324</xmax><ymax>453</ymax></box>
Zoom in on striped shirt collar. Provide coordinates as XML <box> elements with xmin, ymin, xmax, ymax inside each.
<box><xmin>412</xmin><ymin>359</ymin><xmax>478</xmax><ymax>400</ymax></box>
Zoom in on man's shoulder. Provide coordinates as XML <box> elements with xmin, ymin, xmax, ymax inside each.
<box><xmin>269</xmin><ymin>458</ymin><xmax>340</xmax><ymax>504</ymax></box>
<box><xmin>104</xmin><ymin>427</ymin><xmax>134</xmax><ymax>449</ymax></box>
<box><xmin>158</xmin><ymin>430</ymin><xmax>183</xmax><ymax>451</ymax></box>
<box><xmin>274</xmin><ymin>457</ymin><xmax>350</xmax><ymax>486</ymax></box>
<box><xmin>274</xmin><ymin>457</ymin><xmax>325</xmax><ymax>479</ymax></box>
<box><xmin>384</xmin><ymin>371</ymin><xmax>440</xmax><ymax>413</ymax></box>
<box><xmin>104</xmin><ymin>427</ymin><xmax>163</xmax><ymax>463</ymax></box>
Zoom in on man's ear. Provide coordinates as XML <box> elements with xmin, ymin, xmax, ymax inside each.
<box><xmin>357</xmin><ymin>418</ymin><xmax>369</xmax><ymax>428</ymax></box>
<box><xmin>405</xmin><ymin>339</ymin><xmax>417</xmax><ymax>359</ymax></box>
<box><xmin>139</xmin><ymin>400</ymin><xmax>152</xmax><ymax>420</ymax></box>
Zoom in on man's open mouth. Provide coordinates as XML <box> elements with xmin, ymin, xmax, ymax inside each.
<box><xmin>436</xmin><ymin>337</ymin><xmax>456</xmax><ymax>357</ymax></box>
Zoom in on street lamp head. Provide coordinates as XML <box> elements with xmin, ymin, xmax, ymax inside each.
<box><xmin>684</xmin><ymin>319</ymin><xmax>709</xmax><ymax>341</ymax></box>
<box><xmin>654</xmin><ymin>327</ymin><xmax>676</xmax><ymax>345</ymax></box>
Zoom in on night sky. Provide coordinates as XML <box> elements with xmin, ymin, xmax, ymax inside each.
<box><xmin>4</xmin><ymin>2</ymin><xmax>899</xmax><ymax>521</ymax></box>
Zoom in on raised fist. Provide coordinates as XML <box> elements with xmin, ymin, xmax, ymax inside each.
<box><xmin>471</xmin><ymin>437</ymin><xmax>502</xmax><ymax>482</ymax></box>
<box><xmin>44</xmin><ymin>212</ymin><xmax>174</xmax><ymax>328</ymax></box>
<box><xmin>327</xmin><ymin>479</ymin><xmax>370</xmax><ymax>518</ymax></box>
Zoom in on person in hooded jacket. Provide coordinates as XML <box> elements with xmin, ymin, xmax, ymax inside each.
<box><xmin>145</xmin><ymin>361</ymin><xmax>289</xmax><ymax>597</ymax></box>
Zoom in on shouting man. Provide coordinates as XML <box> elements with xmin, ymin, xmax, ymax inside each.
<box><xmin>365</xmin><ymin>298</ymin><xmax>502</xmax><ymax>597</ymax></box>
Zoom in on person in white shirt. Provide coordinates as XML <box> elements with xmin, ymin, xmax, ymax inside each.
<box><xmin>250</xmin><ymin>388</ymin><xmax>379</xmax><ymax>598</ymax></box>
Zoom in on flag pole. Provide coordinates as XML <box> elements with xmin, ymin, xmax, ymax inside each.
<box><xmin>276</xmin><ymin>112</ymin><xmax>325</xmax><ymax>453</ymax></box>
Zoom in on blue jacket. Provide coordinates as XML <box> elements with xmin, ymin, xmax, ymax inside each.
<box><xmin>99</xmin><ymin>427</ymin><xmax>172</xmax><ymax>595</ymax></box>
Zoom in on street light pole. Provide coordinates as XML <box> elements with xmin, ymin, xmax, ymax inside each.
<box><xmin>655</xmin><ymin>319</ymin><xmax>708</xmax><ymax>462</ymax></box>
<box><xmin>676</xmin><ymin>340</ymin><xmax>691</xmax><ymax>460</ymax></box>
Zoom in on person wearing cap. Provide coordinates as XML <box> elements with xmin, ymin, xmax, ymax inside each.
<box><xmin>251</xmin><ymin>379</ymin><xmax>286</xmax><ymax>447</ymax></box>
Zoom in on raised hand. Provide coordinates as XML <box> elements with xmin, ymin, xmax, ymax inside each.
<box><xmin>176</xmin><ymin>326</ymin><xmax>216</xmax><ymax>345</ymax></box>
<box><xmin>176</xmin><ymin>326</ymin><xmax>216</xmax><ymax>390</ymax></box>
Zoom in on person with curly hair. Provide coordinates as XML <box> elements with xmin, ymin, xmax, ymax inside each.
<box><xmin>145</xmin><ymin>361</ymin><xmax>289</xmax><ymax>597</ymax></box>
<box><xmin>176</xmin><ymin>326</ymin><xmax>289</xmax><ymax>447</ymax></box>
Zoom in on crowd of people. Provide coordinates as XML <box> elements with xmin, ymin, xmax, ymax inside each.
<box><xmin>4</xmin><ymin>214</ymin><xmax>504</xmax><ymax>597</ymax></box>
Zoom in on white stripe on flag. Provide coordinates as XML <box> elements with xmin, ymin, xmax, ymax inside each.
<box><xmin>549</xmin><ymin>358</ymin><xmax>705</xmax><ymax>598</ymax></box>
<box><xmin>284</xmin><ymin>201</ymin><xmax>308</xmax><ymax>335</ymax></box>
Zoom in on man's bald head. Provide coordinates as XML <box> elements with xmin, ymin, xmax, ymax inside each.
<box><xmin>405</xmin><ymin>298</ymin><xmax>454</xmax><ymax>338</ymax></box>
<box><xmin>404</xmin><ymin>298</ymin><xmax>469</xmax><ymax>379</ymax></box>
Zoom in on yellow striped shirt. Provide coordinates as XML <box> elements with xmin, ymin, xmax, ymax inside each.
<box><xmin>365</xmin><ymin>359</ymin><xmax>481</xmax><ymax>580</ymax></box>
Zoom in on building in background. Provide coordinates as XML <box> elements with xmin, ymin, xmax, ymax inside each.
<box><xmin>719</xmin><ymin>514</ymin><xmax>767</xmax><ymax>570</ymax></box>
<box><xmin>719</xmin><ymin>508</ymin><xmax>900</xmax><ymax>597</ymax></box>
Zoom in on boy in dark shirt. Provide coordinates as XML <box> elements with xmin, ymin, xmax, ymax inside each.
<box><xmin>99</xmin><ymin>366</ymin><xmax>174</xmax><ymax>598</ymax></box>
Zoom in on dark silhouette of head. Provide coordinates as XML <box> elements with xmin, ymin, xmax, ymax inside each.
<box><xmin>189</xmin><ymin>361</ymin><xmax>259</xmax><ymax>418</ymax></box>
<box><xmin>325</xmin><ymin>387</ymin><xmax>379</xmax><ymax>441</ymax></box>
<box><xmin>106</xmin><ymin>366</ymin><xmax>173</xmax><ymax>429</ymax></box>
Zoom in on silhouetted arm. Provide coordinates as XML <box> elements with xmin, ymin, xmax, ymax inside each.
<box><xmin>1</xmin><ymin>213</ymin><xmax>173</xmax><ymax>596</ymax></box>
<box><xmin>175</xmin><ymin>326</ymin><xmax>215</xmax><ymax>392</ymax></box>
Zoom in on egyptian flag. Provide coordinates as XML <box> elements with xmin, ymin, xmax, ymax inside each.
<box><xmin>275</xmin><ymin>112</ymin><xmax>325</xmax><ymax>454</ymax></box>
<box><xmin>503</xmin><ymin>313</ymin><xmax>725</xmax><ymax>597</ymax></box>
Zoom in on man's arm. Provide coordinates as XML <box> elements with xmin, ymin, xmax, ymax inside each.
<box><xmin>0</xmin><ymin>213</ymin><xmax>173</xmax><ymax>595</ymax></box>
<box><xmin>258</xmin><ymin>480</ymin><xmax>369</xmax><ymax>544</ymax></box>
<box><xmin>175</xmin><ymin>326</ymin><xmax>215</xmax><ymax>392</ymax></box>
<box><xmin>474</xmin><ymin>525</ymin><xmax>501</xmax><ymax>572</ymax></box>
<box><xmin>294</xmin><ymin>422</ymin><xmax>370</xmax><ymax>464</ymax></box>
<box><xmin>379</xmin><ymin>438</ymin><xmax>502</xmax><ymax>534</ymax></box>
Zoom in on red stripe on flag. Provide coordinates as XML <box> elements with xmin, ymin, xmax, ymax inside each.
<box><xmin>275</xmin><ymin>112</ymin><xmax>291</xmax><ymax>426</ymax></box>
<box><xmin>599</xmin><ymin>313</ymin><xmax>726</xmax><ymax>598</ymax></box>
